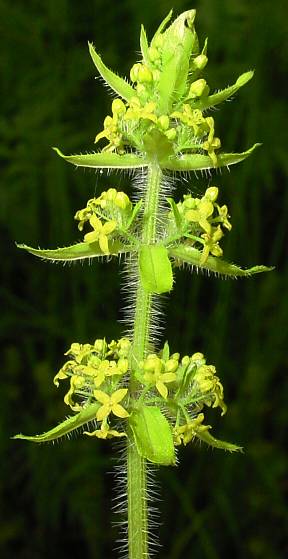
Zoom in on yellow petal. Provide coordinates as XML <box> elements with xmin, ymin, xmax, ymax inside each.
<box><xmin>162</xmin><ymin>372</ymin><xmax>176</xmax><ymax>383</ymax></box>
<box><xmin>112</xmin><ymin>404</ymin><xmax>129</xmax><ymax>419</ymax></box>
<box><xmin>96</xmin><ymin>405</ymin><xmax>109</xmax><ymax>422</ymax></box>
<box><xmin>90</xmin><ymin>215</ymin><xmax>102</xmax><ymax>231</ymax></box>
<box><xmin>99</xmin><ymin>234</ymin><xmax>109</xmax><ymax>253</ymax></box>
<box><xmin>94</xmin><ymin>390</ymin><xmax>110</xmax><ymax>405</ymax></box>
<box><xmin>103</xmin><ymin>220</ymin><xmax>116</xmax><ymax>234</ymax></box>
<box><xmin>84</xmin><ymin>230</ymin><xmax>99</xmax><ymax>244</ymax></box>
<box><xmin>111</xmin><ymin>388</ymin><xmax>128</xmax><ymax>404</ymax></box>
<box><xmin>156</xmin><ymin>381</ymin><xmax>168</xmax><ymax>399</ymax></box>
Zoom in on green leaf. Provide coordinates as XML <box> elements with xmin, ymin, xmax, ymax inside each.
<box><xmin>139</xmin><ymin>245</ymin><xmax>173</xmax><ymax>293</ymax></box>
<box><xmin>190</xmin><ymin>71</ymin><xmax>254</xmax><ymax>110</ymax></box>
<box><xmin>126</xmin><ymin>200</ymin><xmax>142</xmax><ymax>230</ymax></box>
<box><xmin>16</xmin><ymin>240</ymin><xmax>133</xmax><ymax>262</ymax></box>
<box><xmin>162</xmin><ymin>143</ymin><xmax>261</xmax><ymax>171</ymax></box>
<box><xmin>129</xmin><ymin>406</ymin><xmax>176</xmax><ymax>465</ymax></box>
<box><xmin>143</xmin><ymin>129</ymin><xmax>174</xmax><ymax>161</ymax></box>
<box><xmin>156</xmin><ymin>10</ymin><xmax>197</xmax><ymax>113</ymax></box>
<box><xmin>53</xmin><ymin>147</ymin><xmax>148</xmax><ymax>169</ymax></box>
<box><xmin>88</xmin><ymin>42</ymin><xmax>135</xmax><ymax>101</ymax></box>
<box><xmin>140</xmin><ymin>25</ymin><xmax>149</xmax><ymax>64</ymax></box>
<box><xmin>13</xmin><ymin>403</ymin><xmax>99</xmax><ymax>443</ymax></box>
<box><xmin>161</xmin><ymin>341</ymin><xmax>170</xmax><ymax>361</ymax></box>
<box><xmin>168</xmin><ymin>245</ymin><xmax>274</xmax><ymax>277</ymax></box>
<box><xmin>167</xmin><ymin>197</ymin><xmax>182</xmax><ymax>230</ymax></box>
<box><xmin>195</xmin><ymin>427</ymin><xmax>243</xmax><ymax>452</ymax></box>
<box><xmin>151</xmin><ymin>9</ymin><xmax>173</xmax><ymax>46</ymax></box>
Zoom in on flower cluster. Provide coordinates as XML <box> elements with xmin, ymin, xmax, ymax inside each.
<box><xmin>167</xmin><ymin>186</ymin><xmax>232</xmax><ymax>263</ymax></box>
<box><xmin>74</xmin><ymin>189</ymin><xmax>136</xmax><ymax>253</ymax></box>
<box><xmin>135</xmin><ymin>344</ymin><xmax>227</xmax><ymax>447</ymax></box>
<box><xmin>54</xmin><ymin>338</ymin><xmax>131</xmax><ymax>439</ymax></box>
<box><xmin>94</xmin><ymin>16</ymin><xmax>222</xmax><ymax>165</ymax></box>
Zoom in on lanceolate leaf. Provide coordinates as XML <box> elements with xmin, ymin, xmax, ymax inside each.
<box><xmin>139</xmin><ymin>245</ymin><xmax>173</xmax><ymax>293</ymax></box>
<box><xmin>151</xmin><ymin>9</ymin><xmax>173</xmax><ymax>46</ymax></box>
<box><xmin>17</xmin><ymin>240</ymin><xmax>133</xmax><ymax>262</ymax></box>
<box><xmin>169</xmin><ymin>245</ymin><xmax>274</xmax><ymax>277</ymax></box>
<box><xmin>140</xmin><ymin>25</ymin><xmax>149</xmax><ymax>64</ymax></box>
<box><xmin>53</xmin><ymin>147</ymin><xmax>148</xmax><ymax>169</ymax></box>
<box><xmin>195</xmin><ymin>427</ymin><xmax>242</xmax><ymax>452</ymax></box>
<box><xmin>129</xmin><ymin>406</ymin><xmax>176</xmax><ymax>465</ymax></box>
<box><xmin>161</xmin><ymin>143</ymin><xmax>261</xmax><ymax>171</ymax></box>
<box><xmin>88</xmin><ymin>42</ymin><xmax>135</xmax><ymax>101</ymax></box>
<box><xmin>13</xmin><ymin>403</ymin><xmax>99</xmax><ymax>443</ymax></box>
<box><xmin>190</xmin><ymin>70</ymin><xmax>254</xmax><ymax>110</ymax></box>
<box><xmin>157</xmin><ymin>10</ymin><xmax>197</xmax><ymax>113</ymax></box>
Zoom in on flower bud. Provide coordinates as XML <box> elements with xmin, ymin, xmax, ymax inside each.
<box><xmin>138</xmin><ymin>64</ymin><xmax>153</xmax><ymax>83</ymax></box>
<box><xmin>191</xmin><ymin>352</ymin><xmax>205</xmax><ymax>362</ymax></box>
<box><xmin>181</xmin><ymin>355</ymin><xmax>191</xmax><ymax>366</ymax></box>
<box><xmin>205</xmin><ymin>186</ymin><xmax>218</xmax><ymax>202</ymax></box>
<box><xmin>148</xmin><ymin>46</ymin><xmax>160</xmax><ymax>62</ymax></box>
<box><xmin>94</xmin><ymin>339</ymin><xmax>107</xmax><ymax>353</ymax></box>
<box><xmin>115</xmin><ymin>191</ymin><xmax>131</xmax><ymax>209</ymax></box>
<box><xmin>165</xmin><ymin>359</ymin><xmax>178</xmax><ymax>374</ymax></box>
<box><xmin>157</xmin><ymin>114</ymin><xmax>170</xmax><ymax>131</ymax></box>
<box><xmin>130</xmin><ymin>63</ymin><xmax>142</xmax><ymax>82</ymax></box>
<box><xmin>165</xmin><ymin>128</ymin><xmax>177</xmax><ymax>140</ymax></box>
<box><xmin>188</xmin><ymin>78</ymin><xmax>209</xmax><ymax>98</ymax></box>
<box><xmin>192</xmin><ymin>54</ymin><xmax>208</xmax><ymax>70</ymax></box>
<box><xmin>112</xmin><ymin>98</ymin><xmax>126</xmax><ymax>116</ymax></box>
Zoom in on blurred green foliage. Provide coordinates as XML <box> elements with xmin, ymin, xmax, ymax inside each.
<box><xmin>1</xmin><ymin>0</ymin><xmax>287</xmax><ymax>558</ymax></box>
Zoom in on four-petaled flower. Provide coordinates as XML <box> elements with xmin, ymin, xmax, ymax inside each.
<box><xmin>143</xmin><ymin>355</ymin><xmax>177</xmax><ymax>399</ymax></box>
<box><xmin>174</xmin><ymin>413</ymin><xmax>209</xmax><ymax>446</ymax></box>
<box><xmin>84</xmin><ymin>215</ymin><xmax>116</xmax><ymax>253</ymax></box>
<box><xmin>184</xmin><ymin>197</ymin><xmax>214</xmax><ymax>234</ymax></box>
<box><xmin>200</xmin><ymin>225</ymin><xmax>224</xmax><ymax>264</ymax></box>
<box><xmin>84</xmin><ymin>425</ymin><xmax>126</xmax><ymax>439</ymax></box>
<box><xmin>94</xmin><ymin>388</ymin><xmax>129</xmax><ymax>421</ymax></box>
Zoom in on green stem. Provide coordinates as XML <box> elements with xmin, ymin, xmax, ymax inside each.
<box><xmin>127</xmin><ymin>162</ymin><xmax>163</xmax><ymax>559</ymax></box>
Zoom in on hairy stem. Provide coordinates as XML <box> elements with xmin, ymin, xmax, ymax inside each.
<box><xmin>127</xmin><ymin>162</ymin><xmax>163</xmax><ymax>559</ymax></box>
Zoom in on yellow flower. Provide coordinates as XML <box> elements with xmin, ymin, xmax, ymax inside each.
<box><xmin>143</xmin><ymin>355</ymin><xmax>176</xmax><ymax>399</ymax></box>
<box><xmin>84</xmin><ymin>425</ymin><xmax>126</xmax><ymax>439</ymax></box>
<box><xmin>184</xmin><ymin>197</ymin><xmax>214</xmax><ymax>234</ymax></box>
<box><xmin>125</xmin><ymin>98</ymin><xmax>158</xmax><ymax>123</ymax></box>
<box><xmin>53</xmin><ymin>360</ymin><xmax>74</xmax><ymax>386</ymax></box>
<box><xmin>174</xmin><ymin>413</ymin><xmax>210</xmax><ymax>446</ymax></box>
<box><xmin>216</xmin><ymin>204</ymin><xmax>232</xmax><ymax>231</ymax></box>
<box><xmin>64</xmin><ymin>374</ymin><xmax>85</xmax><ymax>411</ymax></box>
<box><xmin>202</xmin><ymin>116</ymin><xmax>221</xmax><ymax>166</ymax></box>
<box><xmin>200</xmin><ymin>225</ymin><xmax>224</xmax><ymax>264</ymax></box>
<box><xmin>84</xmin><ymin>215</ymin><xmax>116</xmax><ymax>253</ymax></box>
<box><xmin>193</xmin><ymin>365</ymin><xmax>227</xmax><ymax>415</ymax></box>
<box><xmin>94</xmin><ymin>388</ymin><xmax>129</xmax><ymax>421</ymax></box>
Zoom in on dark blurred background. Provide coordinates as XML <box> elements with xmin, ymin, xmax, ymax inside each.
<box><xmin>1</xmin><ymin>0</ymin><xmax>287</xmax><ymax>557</ymax></box>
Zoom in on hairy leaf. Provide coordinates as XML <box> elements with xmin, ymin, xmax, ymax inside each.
<box><xmin>157</xmin><ymin>10</ymin><xmax>197</xmax><ymax>113</ymax></box>
<box><xmin>195</xmin><ymin>428</ymin><xmax>243</xmax><ymax>452</ymax></box>
<box><xmin>16</xmin><ymin>240</ymin><xmax>133</xmax><ymax>261</ymax></box>
<box><xmin>169</xmin><ymin>245</ymin><xmax>274</xmax><ymax>277</ymax></box>
<box><xmin>13</xmin><ymin>403</ymin><xmax>99</xmax><ymax>443</ymax></box>
<box><xmin>190</xmin><ymin>70</ymin><xmax>254</xmax><ymax>110</ymax></box>
<box><xmin>139</xmin><ymin>245</ymin><xmax>173</xmax><ymax>293</ymax></box>
<box><xmin>53</xmin><ymin>147</ymin><xmax>148</xmax><ymax>169</ymax></box>
<box><xmin>88</xmin><ymin>42</ymin><xmax>135</xmax><ymax>101</ymax></box>
<box><xmin>140</xmin><ymin>25</ymin><xmax>149</xmax><ymax>64</ymax></box>
<box><xmin>130</xmin><ymin>406</ymin><xmax>176</xmax><ymax>465</ymax></box>
<box><xmin>162</xmin><ymin>143</ymin><xmax>260</xmax><ymax>171</ymax></box>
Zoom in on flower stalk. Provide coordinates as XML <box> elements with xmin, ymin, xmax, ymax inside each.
<box><xmin>14</xmin><ymin>9</ymin><xmax>273</xmax><ymax>558</ymax></box>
